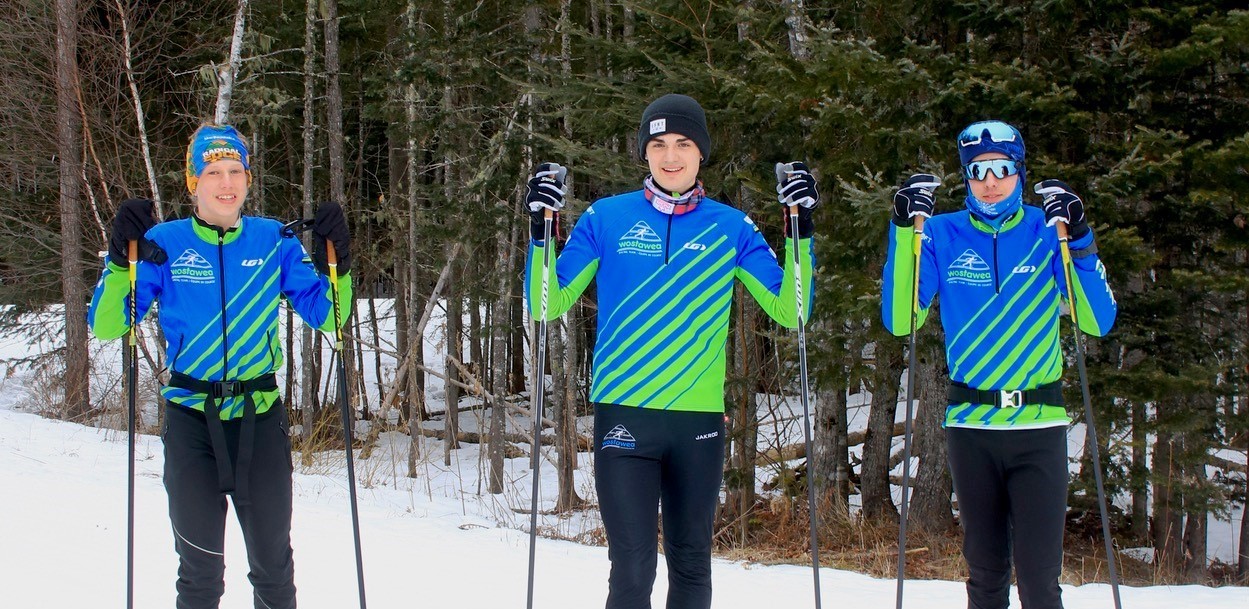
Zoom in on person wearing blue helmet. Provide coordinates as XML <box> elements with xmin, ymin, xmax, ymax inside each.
<box><xmin>881</xmin><ymin>120</ymin><xmax>1117</xmax><ymax>608</ymax></box>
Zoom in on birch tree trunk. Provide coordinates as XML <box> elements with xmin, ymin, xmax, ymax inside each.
<box><xmin>214</xmin><ymin>0</ymin><xmax>248</xmax><ymax>125</ymax></box>
<box><xmin>112</xmin><ymin>0</ymin><xmax>162</xmax><ymax>215</ymax></box>
<box><xmin>55</xmin><ymin>0</ymin><xmax>90</xmax><ymax>421</ymax></box>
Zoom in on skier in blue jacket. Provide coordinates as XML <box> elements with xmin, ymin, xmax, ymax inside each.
<box><xmin>882</xmin><ymin>120</ymin><xmax>1117</xmax><ymax>609</ymax></box>
<box><xmin>525</xmin><ymin>94</ymin><xmax>818</xmax><ymax>609</ymax></box>
<box><xmin>88</xmin><ymin>124</ymin><xmax>352</xmax><ymax>609</ymax></box>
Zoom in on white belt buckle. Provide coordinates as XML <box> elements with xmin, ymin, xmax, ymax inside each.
<box><xmin>1000</xmin><ymin>389</ymin><xmax>1023</xmax><ymax>408</ymax></box>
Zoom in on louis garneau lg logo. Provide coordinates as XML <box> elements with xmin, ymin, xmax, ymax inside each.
<box><xmin>601</xmin><ymin>425</ymin><xmax>637</xmax><ymax>450</ymax></box>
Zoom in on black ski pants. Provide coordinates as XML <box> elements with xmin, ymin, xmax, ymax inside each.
<box><xmin>163</xmin><ymin>401</ymin><xmax>297</xmax><ymax>609</ymax></box>
<box><xmin>946</xmin><ymin>426</ymin><xmax>1068</xmax><ymax>609</ymax></box>
<box><xmin>594</xmin><ymin>403</ymin><xmax>725</xmax><ymax>609</ymax></box>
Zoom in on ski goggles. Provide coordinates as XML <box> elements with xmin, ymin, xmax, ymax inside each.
<box><xmin>963</xmin><ymin>158</ymin><xmax>1021</xmax><ymax>181</ymax></box>
<box><xmin>958</xmin><ymin>121</ymin><xmax>1019</xmax><ymax>148</ymax></box>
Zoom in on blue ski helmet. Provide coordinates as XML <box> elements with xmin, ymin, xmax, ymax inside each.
<box><xmin>957</xmin><ymin>120</ymin><xmax>1025</xmax><ymax>167</ymax></box>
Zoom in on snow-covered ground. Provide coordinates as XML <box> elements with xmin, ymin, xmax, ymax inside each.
<box><xmin>5</xmin><ymin>408</ymin><xmax>1247</xmax><ymax>608</ymax></box>
<box><xmin>1</xmin><ymin>302</ymin><xmax>1245</xmax><ymax>607</ymax></box>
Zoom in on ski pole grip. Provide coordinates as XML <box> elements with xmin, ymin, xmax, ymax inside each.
<box><xmin>1055</xmin><ymin>221</ymin><xmax>1069</xmax><ymax>241</ymax></box>
<box><xmin>327</xmin><ymin>240</ymin><xmax>338</xmax><ymax>266</ymax></box>
<box><xmin>776</xmin><ymin>163</ymin><xmax>799</xmax><ymax>216</ymax></box>
<box><xmin>127</xmin><ymin>240</ymin><xmax>138</xmax><ymax>266</ymax></box>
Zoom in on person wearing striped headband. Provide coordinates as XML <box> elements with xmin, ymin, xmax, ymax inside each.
<box><xmin>882</xmin><ymin>120</ymin><xmax>1117</xmax><ymax>609</ymax></box>
<box><xmin>89</xmin><ymin>123</ymin><xmax>354</xmax><ymax>609</ymax></box>
<box><xmin>521</xmin><ymin>94</ymin><xmax>820</xmax><ymax>609</ymax></box>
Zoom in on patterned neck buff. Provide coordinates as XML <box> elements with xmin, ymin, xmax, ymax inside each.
<box><xmin>964</xmin><ymin>178</ymin><xmax>1023</xmax><ymax>231</ymax></box>
<box><xmin>644</xmin><ymin>175</ymin><xmax>704</xmax><ymax>215</ymax></box>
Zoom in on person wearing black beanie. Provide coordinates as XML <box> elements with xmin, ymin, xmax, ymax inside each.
<box><xmin>636</xmin><ymin>93</ymin><xmax>712</xmax><ymax>165</ymax></box>
<box><xmin>522</xmin><ymin>94</ymin><xmax>821</xmax><ymax>608</ymax></box>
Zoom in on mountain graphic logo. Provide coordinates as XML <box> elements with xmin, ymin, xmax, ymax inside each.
<box><xmin>172</xmin><ymin>249</ymin><xmax>212</xmax><ymax>269</ymax></box>
<box><xmin>601</xmin><ymin>424</ymin><xmax>637</xmax><ymax>450</ymax></box>
<box><xmin>622</xmin><ymin>221</ymin><xmax>661</xmax><ymax>242</ymax></box>
<box><xmin>947</xmin><ymin>249</ymin><xmax>992</xmax><ymax>286</ymax></box>
<box><xmin>171</xmin><ymin>249</ymin><xmax>215</xmax><ymax>284</ymax></box>
<box><xmin>617</xmin><ymin>221</ymin><xmax>662</xmax><ymax>257</ymax></box>
<box><xmin>950</xmin><ymin>249</ymin><xmax>989</xmax><ymax>271</ymax></box>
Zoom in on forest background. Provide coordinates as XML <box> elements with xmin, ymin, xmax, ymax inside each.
<box><xmin>1</xmin><ymin>0</ymin><xmax>1245</xmax><ymax>586</ymax></box>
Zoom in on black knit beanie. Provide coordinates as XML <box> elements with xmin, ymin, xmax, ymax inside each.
<box><xmin>637</xmin><ymin>94</ymin><xmax>711</xmax><ymax>164</ymax></box>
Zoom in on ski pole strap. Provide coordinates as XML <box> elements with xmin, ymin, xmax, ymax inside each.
<box><xmin>1068</xmin><ymin>240</ymin><xmax>1098</xmax><ymax>259</ymax></box>
<box><xmin>168</xmin><ymin>372</ymin><xmax>277</xmax><ymax>504</ymax></box>
<box><xmin>947</xmin><ymin>380</ymin><xmax>1062</xmax><ymax>409</ymax></box>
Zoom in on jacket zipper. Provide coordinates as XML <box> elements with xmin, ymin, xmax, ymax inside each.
<box><xmin>664</xmin><ymin>214</ymin><xmax>673</xmax><ymax>264</ymax></box>
<box><xmin>217</xmin><ymin>233</ymin><xmax>232</xmax><ymax>389</ymax></box>
<box><xmin>992</xmin><ymin>231</ymin><xmax>1004</xmax><ymax>294</ymax></box>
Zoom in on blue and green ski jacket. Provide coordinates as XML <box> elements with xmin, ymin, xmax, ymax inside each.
<box><xmin>526</xmin><ymin>189</ymin><xmax>814</xmax><ymax>413</ymax></box>
<box><xmin>88</xmin><ymin>215</ymin><xmax>353</xmax><ymax>419</ymax></box>
<box><xmin>882</xmin><ymin>205</ymin><xmax>1116</xmax><ymax>429</ymax></box>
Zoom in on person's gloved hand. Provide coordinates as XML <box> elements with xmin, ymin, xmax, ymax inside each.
<box><xmin>891</xmin><ymin>174</ymin><xmax>941</xmax><ymax>227</ymax></box>
<box><xmin>311</xmin><ymin>201</ymin><xmax>351</xmax><ymax>274</ymax></box>
<box><xmin>108</xmin><ymin>198</ymin><xmax>165</xmax><ymax>267</ymax></box>
<box><xmin>1035</xmin><ymin>180</ymin><xmax>1089</xmax><ymax>240</ymax></box>
<box><xmin>775</xmin><ymin>161</ymin><xmax>819</xmax><ymax>238</ymax></box>
<box><xmin>526</xmin><ymin>163</ymin><xmax>567</xmax><ymax>242</ymax></box>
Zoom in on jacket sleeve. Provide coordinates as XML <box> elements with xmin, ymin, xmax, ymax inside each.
<box><xmin>279</xmin><ymin>235</ymin><xmax>353</xmax><ymax>332</ymax></box>
<box><xmin>734</xmin><ymin>222</ymin><xmax>814</xmax><ymax>329</ymax></box>
<box><xmin>526</xmin><ymin>210</ymin><xmax>599</xmax><ymax>321</ymax></box>
<box><xmin>1052</xmin><ymin>229</ymin><xmax>1116</xmax><ymax>336</ymax></box>
<box><xmin>87</xmin><ymin>258</ymin><xmax>161</xmax><ymax>341</ymax></box>
<box><xmin>881</xmin><ymin>222</ymin><xmax>936</xmax><ymax>336</ymax></box>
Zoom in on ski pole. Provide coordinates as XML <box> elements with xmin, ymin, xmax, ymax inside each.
<box><xmin>527</xmin><ymin>163</ymin><xmax>566</xmax><ymax>609</ymax></box>
<box><xmin>895</xmin><ymin>175</ymin><xmax>939</xmax><ymax>609</ymax></box>
<box><xmin>127</xmin><ymin>240</ymin><xmax>138</xmax><ymax>609</ymax></box>
<box><xmin>776</xmin><ymin>162</ymin><xmax>821</xmax><ymax>609</ymax></box>
<box><xmin>1040</xmin><ymin>182</ymin><xmax>1122</xmax><ymax>609</ymax></box>
<box><xmin>327</xmin><ymin>240</ymin><xmax>368</xmax><ymax>609</ymax></box>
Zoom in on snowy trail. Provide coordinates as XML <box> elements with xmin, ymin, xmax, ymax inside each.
<box><xmin>3</xmin><ymin>408</ymin><xmax>1244</xmax><ymax>608</ymax></box>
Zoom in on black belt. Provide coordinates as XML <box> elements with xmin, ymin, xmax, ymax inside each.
<box><xmin>947</xmin><ymin>380</ymin><xmax>1062</xmax><ymax>408</ymax></box>
<box><xmin>168</xmin><ymin>372</ymin><xmax>277</xmax><ymax>505</ymax></box>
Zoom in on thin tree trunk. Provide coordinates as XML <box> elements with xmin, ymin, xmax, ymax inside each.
<box><xmin>112</xmin><ymin>0</ymin><xmax>162</xmax><ymax>215</ymax></box>
<box><xmin>813</xmin><ymin>382</ymin><xmax>849</xmax><ymax>516</ymax></box>
<box><xmin>489</xmin><ymin>217</ymin><xmax>522</xmax><ymax>494</ymax></box>
<box><xmin>1131</xmin><ymin>399</ymin><xmax>1149</xmax><ymax>541</ymax></box>
<box><xmin>214</xmin><ymin>0</ymin><xmax>248</xmax><ymax>124</ymax></box>
<box><xmin>1182</xmin><ymin>447</ymin><xmax>1209</xmax><ymax>581</ymax></box>
<box><xmin>909</xmin><ymin>337</ymin><xmax>954</xmax><ymax>534</ymax></box>
<box><xmin>55</xmin><ymin>0</ymin><xmax>89</xmax><ymax>421</ymax></box>
<box><xmin>861</xmin><ymin>337</ymin><xmax>904</xmax><ymax>521</ymax></box>
<box><xmin>299</xmin><ymin>0</ymin><xmax>318</xmax><ymax>445</ymax></box>
<box><xmin>557</xmin><ymin>303</ymin><xmax>584</xmax><ymax>511</ymax></box>
<box><xmin>321</xmin><ymin>0</ymin><xmax>357</xmax><ymax>437</ymax></box>
<box><xmin>1152</xmin><ymin>417</ymin><xmax>1183</xmax><ymax>573</ymax></box>
<box><xmin>444</xmin><ymin>256</ymin><xmax>462</xmax><ymax>465</ymax></box>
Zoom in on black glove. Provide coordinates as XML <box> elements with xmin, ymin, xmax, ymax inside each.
<box><xmin>311</xmin><ymin>201</ymin><xmax>351</xmax><ymax>274</ymax></box>
<box><xmin>526</xmin><ymin>162</ymin><xmax>567</xmax><ymax>241</ymax></box>
<box><xmin>108</xmin><ymin>198</ymin><xmax>165</xmax><ymax>267</ymax></box>
<box><xmin>1035</xmin><ymin>179</ymin><xmax>1089</xmax><ymax>239</ymax></box>
<box><xmin>775</xmin><ymin>161</ymin><xmax>819</xmax><ymax>238</ymax></box>
<box><xmin>891</xmin><ymin>173</ymin><xmax>941</xmax><ymax>227</ymax></box>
